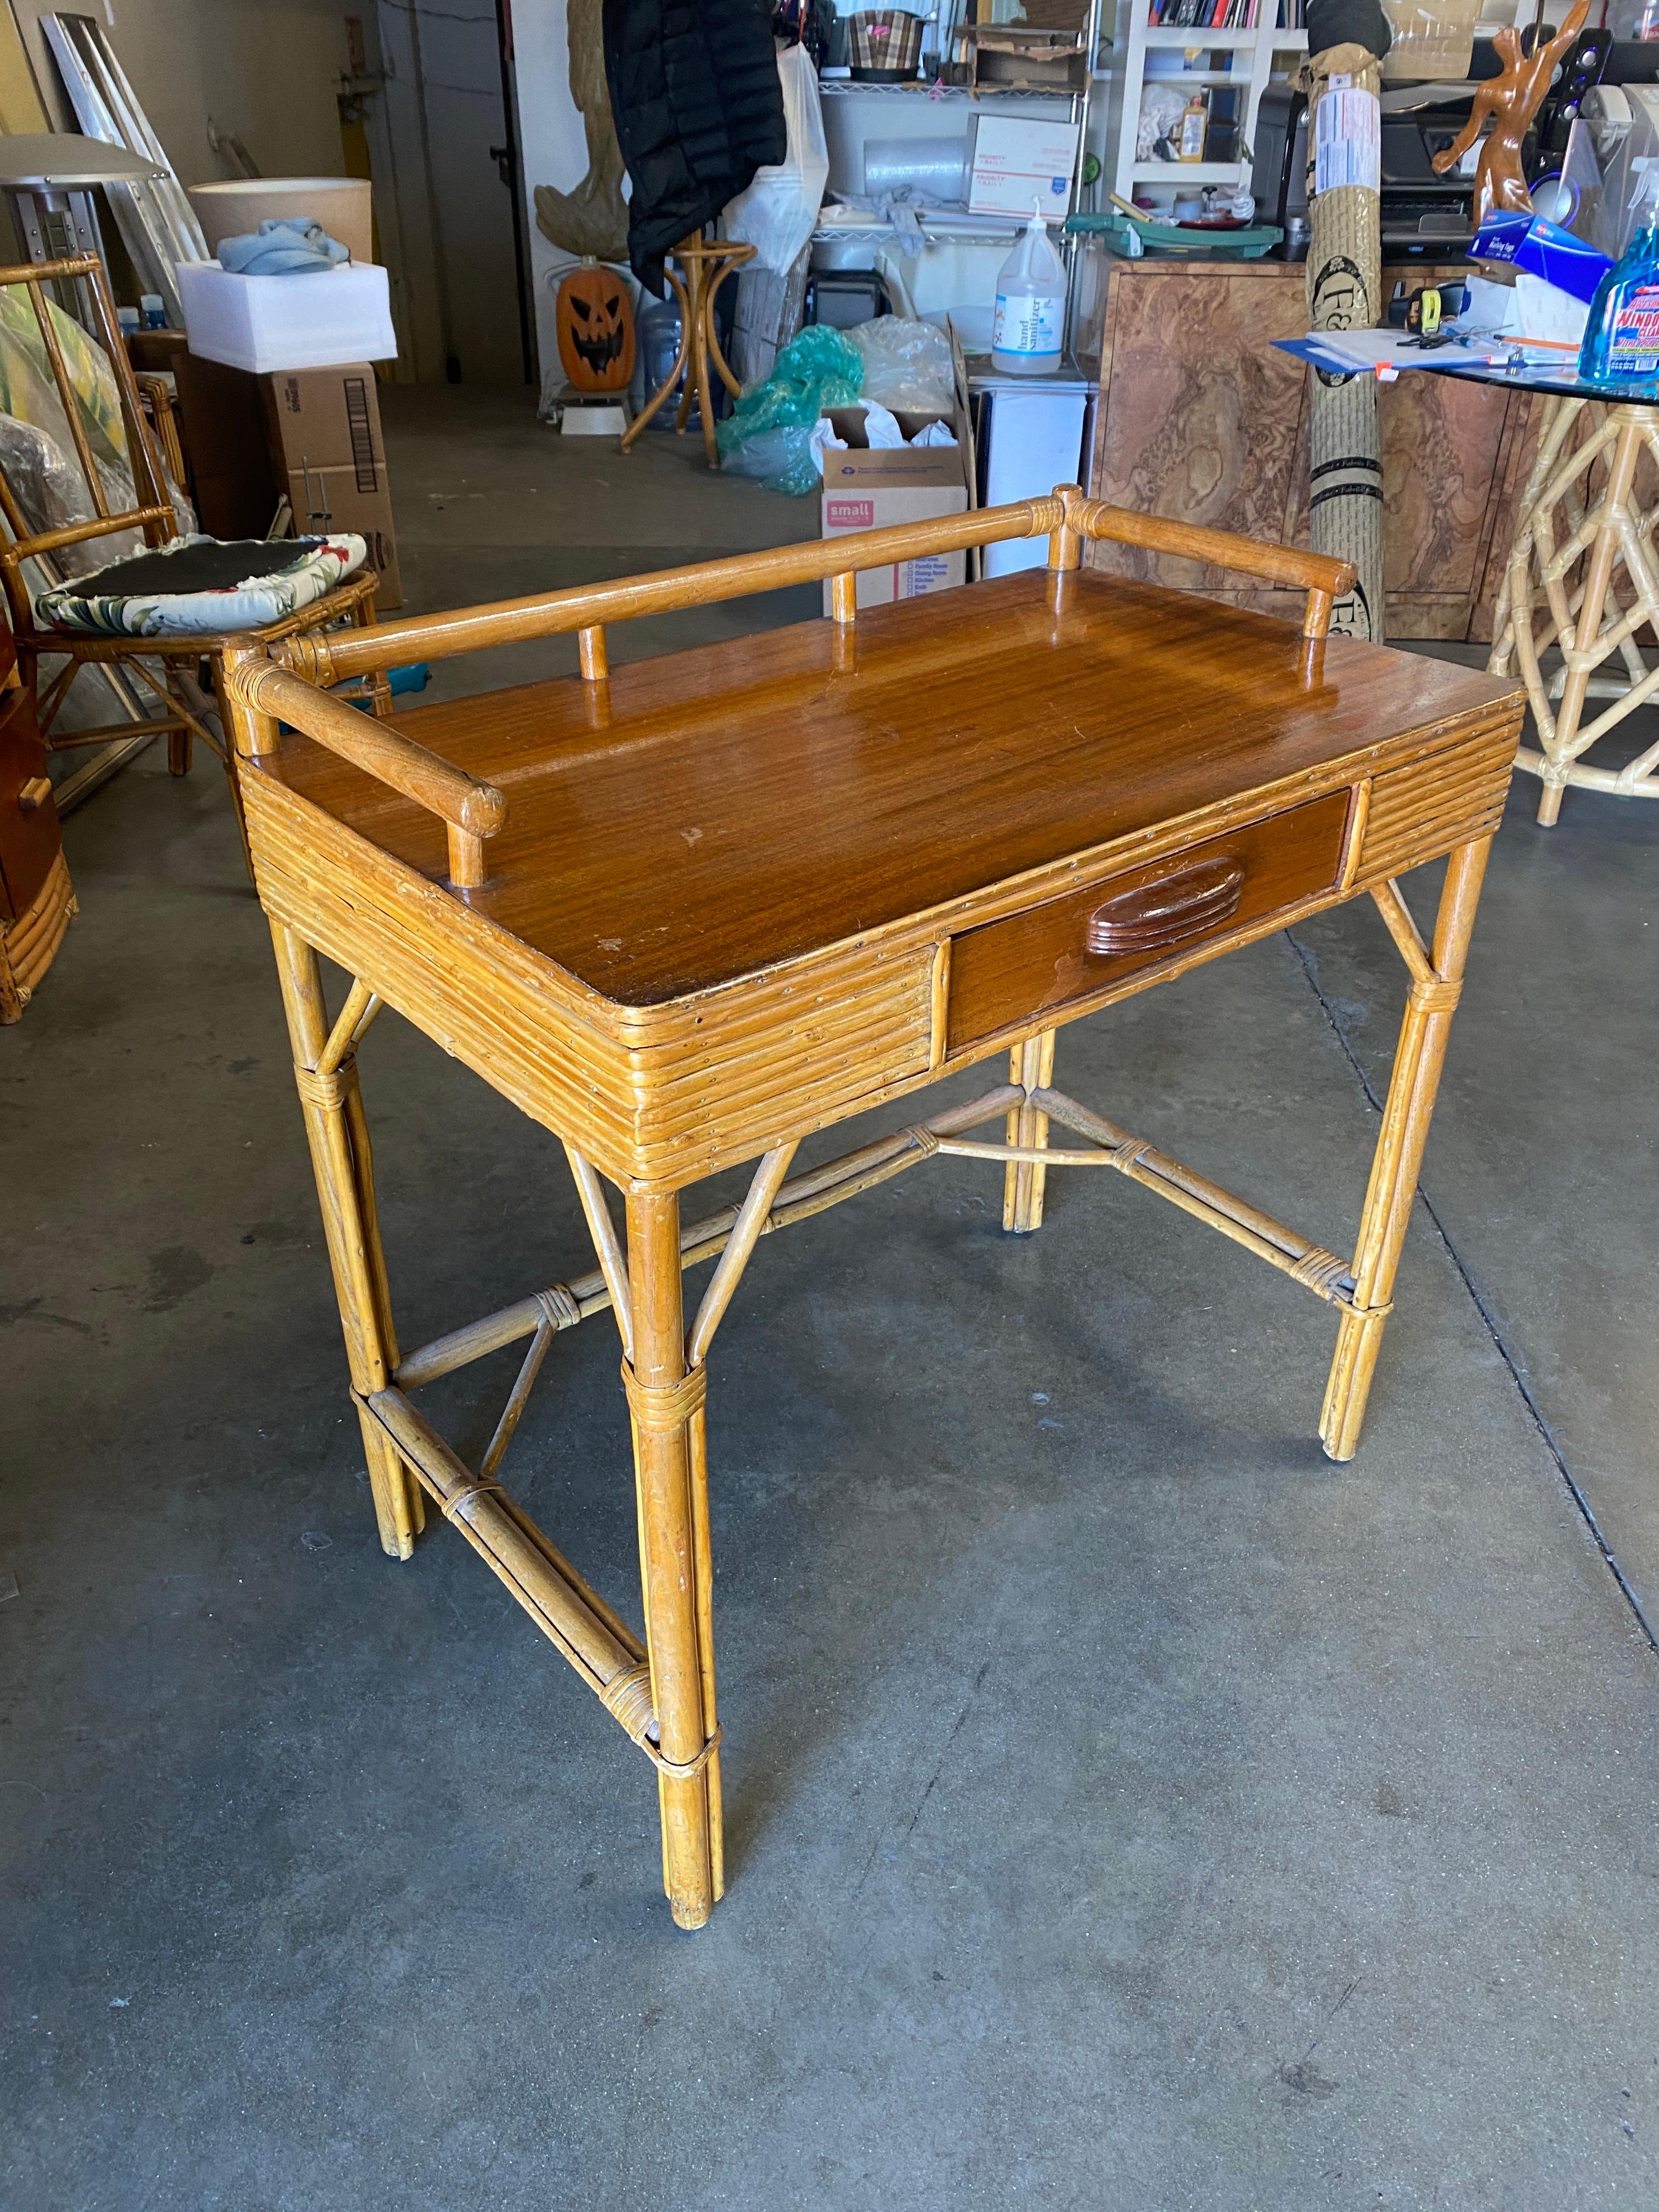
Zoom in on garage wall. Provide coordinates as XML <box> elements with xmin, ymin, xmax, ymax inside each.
<box><xmin>9</xmin><ymin>0</ymin><xmax>360</xmax><ymax>183</ymax></box>
<box><xmin>368</xmin><ymin>0</ymin><xmax>527</xmax><ymax>387</ymax></box>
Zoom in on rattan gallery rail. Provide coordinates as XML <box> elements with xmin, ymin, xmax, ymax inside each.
<box><xmin>219</xmin><ymin>488</ymin><xmax>1524</xmax><ymax>1930</ymax></box>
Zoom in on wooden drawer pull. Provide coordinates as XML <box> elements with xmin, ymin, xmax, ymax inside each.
<box><xmin>18</xmin><ymin>776</ymin><xmax>52</xmax><ymax>814</ymax></box>
<box><xmin>1087</xmin><ymin>855</ymin><xmax>1244</xmax><ymax>957</ymax></box>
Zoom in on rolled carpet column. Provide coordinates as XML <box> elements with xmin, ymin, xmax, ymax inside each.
<box><xmin>1300</xmin><ymin>0</ymin><xmax>1392</xmax><ymax>642</ymax></box>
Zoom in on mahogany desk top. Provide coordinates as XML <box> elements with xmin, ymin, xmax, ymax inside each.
<box><xmin>222</xmin><ymin>493</ymin><xmax>1523</xmax><ymax>1931</ymax></box>
<box><xmin>251</xmin><ymin>565</ymin><xmax>1520</xmax><ymax>1195</ymax></box>
<box><xmin>274</xmin><ymin>569</ymin><xmax>1515</xmax><ymax>1004</ymax></box>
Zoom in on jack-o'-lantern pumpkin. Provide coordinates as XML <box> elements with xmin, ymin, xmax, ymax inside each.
<box><xmin>555</xmin><ymin>258</ymin><xmax>635</xmax><ymax>393</ymax></box>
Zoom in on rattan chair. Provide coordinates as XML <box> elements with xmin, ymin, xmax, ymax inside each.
<box><xmin>0</xmin><ymin>250</ymin><xmax>384</xmax><ymax>826</ymax></box>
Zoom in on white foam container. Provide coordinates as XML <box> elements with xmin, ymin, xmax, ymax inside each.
<box><xmin>176</xmin><ymin>259</ymin><xmax>397</xmax><ymax>374</ymax></box>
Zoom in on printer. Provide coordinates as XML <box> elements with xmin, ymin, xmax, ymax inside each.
<box><xmin>1252</xmin><ymin>80</ymin><xmax>1491</xmax><ymax>259</ymax></box>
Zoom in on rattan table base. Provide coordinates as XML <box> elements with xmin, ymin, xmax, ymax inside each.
<box><xmin>1489</xmin><ymin>394</ymin><xmax>1659</xmax><ymax>824</ymax></box>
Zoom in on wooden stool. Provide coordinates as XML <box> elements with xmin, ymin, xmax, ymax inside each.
<box><xmin>620</xmin><ymin>235</ymin><xmax>755</xmax><ymax>470</ymax></box>
<box><xmin>1488</xmin><ymin>394</ymin><xmax>1659</xmax><ymax>824</ymax></box>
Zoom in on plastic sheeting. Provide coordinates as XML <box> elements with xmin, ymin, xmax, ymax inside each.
<box><xmin>718</xmin><ymin>323</ymin><xmax>862</xmax><ymax>492</ymax></box>
<box><xmin>848</xmin><ymin>318</ymin><xmax>955</xmax><ymax>414</ymax></box>
<box><xmin>0</xmin><ymin>289</ymin><xmax>194</xmax><ymax>572</ymax></box>
<box><xmin>718</xmin><ymin>317</ymin><xmax>958</xmax><ymax>493</ymax></box>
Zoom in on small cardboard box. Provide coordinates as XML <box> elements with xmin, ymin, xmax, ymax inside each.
<box><xmin>1470</xmin><ymin>211</ymin><xmax>1612</xmax><ymax>304</ymax></box>
<box><xmin>820</xmin><ymin>405</ymin><xmax>970</xmax><ymax>613</ymax></box>
<box><xmin>968</xmin><ymin>114</ymin><xmax>1079</xmax><ymax>219</ymax></box>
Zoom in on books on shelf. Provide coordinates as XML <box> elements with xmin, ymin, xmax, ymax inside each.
<box><xmin>1146</xmin><ymin>0</ymin><xmax>1259</xmax><ymax>25</ymax></box>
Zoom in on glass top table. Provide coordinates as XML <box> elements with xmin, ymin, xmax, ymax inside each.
<box><xmin>1423</xmin><ymin>351</ymin><xmax>1659</xmax><ymax>822</ymax></box>
<box><xmin>1417</xmin><ymin>352</ymin><xmax>1659</xmax><ymax>404</ymax></box>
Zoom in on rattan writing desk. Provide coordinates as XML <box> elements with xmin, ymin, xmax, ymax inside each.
<box><xmin>221</xmin><ymin>488</ymin><xmax>1523</xmax><ymax>1931</ymax></box>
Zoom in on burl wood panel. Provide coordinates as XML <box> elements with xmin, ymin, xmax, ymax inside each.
<box><xmin>1086</xmin><ymin>261</ymin><xmax>1530</xmax><ymax>641</ymax></box>
<box><xmin>1087</xmin><ymin>268</ymin><xmax>1310</xmax><ymax>613</ymax></box>
<box><xmin>946</xmin><ymin>789</ymin><xmax>1350</xmax><ymax>1051</ymax></box>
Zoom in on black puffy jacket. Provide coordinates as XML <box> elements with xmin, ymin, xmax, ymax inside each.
<box><xmin>602</xmin><ymin>0</ymin><xmax>786</xmax><ymax>294</ymax></box>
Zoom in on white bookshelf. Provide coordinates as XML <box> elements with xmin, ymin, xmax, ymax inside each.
<box><xmin>1108</xmin><ymin>4</ymin><xmax>1308</xmax><ymax>214</ymax></box>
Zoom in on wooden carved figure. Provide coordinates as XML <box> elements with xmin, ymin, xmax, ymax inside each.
<box><xmin>1431</xmin><ymin>0</ymin><xmax>1590</xmax><ymax>228</ymax></box>
<box><xmin>533</xmin><ymin>0</ymin><xmax>629</xmax><ymax>264</ymax></box>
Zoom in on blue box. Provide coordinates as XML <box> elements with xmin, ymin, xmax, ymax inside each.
<box><xmin>1470</xmin><ymin>212</ymin><xmax>1612</xmax><ymax>304</ymax></box>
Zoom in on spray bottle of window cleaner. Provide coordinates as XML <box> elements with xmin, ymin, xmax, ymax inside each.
<box><xmin>1580</xmin><ymin>159</ymin><xmax>1659</xmax><ymax>385</ymax></box>
<box><xmin>991</xmin><ymin>205</ymin><xmax>1066</xmax><ymax>376</ymax></box>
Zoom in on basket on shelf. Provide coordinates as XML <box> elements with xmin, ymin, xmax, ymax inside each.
<box><xmin>848</xmin><ymin>9</ymin><xmax>924</xmax><ymax>81</ymax></box>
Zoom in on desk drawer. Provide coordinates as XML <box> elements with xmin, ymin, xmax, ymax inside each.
<box><xmin>946</xmin><ymin>789</ymin><xmax>1351</xmax><ymax>1053</ymax></box>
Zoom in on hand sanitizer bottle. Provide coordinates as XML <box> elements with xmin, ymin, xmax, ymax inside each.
<box><xmin>991</xmin><ymin>205</ymin><xmax>1066</xmax><ymax>376</ymax></box>
<box><xmin>1580</xmin><ymin>159</ymin><xmax>1659</xmax><ymax>386</ymax></box>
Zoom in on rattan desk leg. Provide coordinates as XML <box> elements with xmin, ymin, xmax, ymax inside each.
<box><xmin>1320</xmin><ymin>835</ymin><xmax>1491</xmax><ymax>1460</ymax></box>
<box><xmin>625</xmin><ymin>1190</ymin><xmax>718</xmax><ymax>1928</ymax></box>
<box><xmin>686</xmin><ymin>1398</ymin><xmax>723</xmax><ymax>1901</ymax></box>
<box><xmin>270</xmin><ymin>921</ymin><xmax>425</xmax><ymax>1558</ymax></box>
<box><xmin>1004</xmin><ymin>1030</ymin><xmax>1057</xmax><ymax>1233</ymax></box>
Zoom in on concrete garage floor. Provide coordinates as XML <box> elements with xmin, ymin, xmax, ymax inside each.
<box><xmin>4</xmin><ymin>387</ymin><xmax>1659</xmax><ymax>2209</ymax></box>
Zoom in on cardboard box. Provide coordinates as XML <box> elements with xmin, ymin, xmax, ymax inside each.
<box><xmin>261</xmin><ymin>363</ymin><xmax>388</xmax><ymax>479</ymax></box>
<box><xmin>1470</xmin><ymin>211</ymin><xmax>1611</xmax><ymax>304</ymax></box>
<box><xmin>968</xmin><ymin>115</ymin><xmax>1079</xmax><ymax>219</ymax></box>
<box><xmin>820</xmin><ymin>405</ymin><xmax>970</xmax><ymax>612</ymax></box>
<box><xmin>269</xmin><ymin>365</ymin><xmax>401</xmax><ymax>610</ymax></box>
<box><xmin>286</xmin><ymin>461</ymin><xmax>402</xmax><ymax>611</ymax></box>
<box><xmin>969</xmin><ymin>27</ymin><xmax>1087</xmax><ymax>93</ymax></box>
<box><xmin>268</xmin><ymin>366</ymin><xmax>402</xmax><ymax>609</ymax></box>
<box><xmin>169</xmin><ymin>359</ymin><xmax>401</xmax><ymax>605</ymax></box>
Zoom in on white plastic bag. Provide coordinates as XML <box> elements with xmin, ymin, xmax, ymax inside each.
<box><xmin>723</xmin><ymin>44</ymin><xmax>829</xmax><ymax>278</ymax></box>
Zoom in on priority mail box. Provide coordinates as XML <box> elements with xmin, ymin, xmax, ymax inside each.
<box><xmin>968</xmin><ymin>114</ymin><xmax>1079</xmax><ymax>218</ymax></box>
<box><xmin>819</xmin><ymin>405</ymin><xmax>971</xmax><ymax>613</ymax></box>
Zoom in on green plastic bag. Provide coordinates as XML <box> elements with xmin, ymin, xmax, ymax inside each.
<box><xmin>717</xmin><ymin>325</ymin><xmax>863</xmax><ymax>494</ymax></box>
